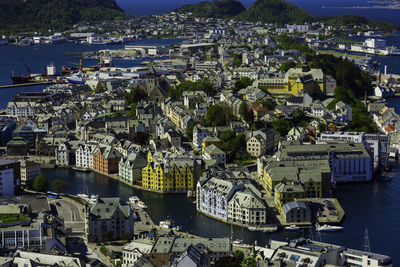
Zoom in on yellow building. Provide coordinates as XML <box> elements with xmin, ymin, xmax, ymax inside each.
<box><xmin>141</xmin><ymin>157</ymin><xmax>203</xmax><ymax>193</ymax></box>
<box><xmin>255</xmin><ymin>66</ymin><xmax>325</xmax><ymax>97</ymax></box>
<box><xmin>274</xmin><ymin>181</ymin><xmax>307</xmax><ymax>214</ymax></box>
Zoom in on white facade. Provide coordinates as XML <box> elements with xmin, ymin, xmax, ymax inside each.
<box><xmin>193</xmin><ymin>125</ymin><xmax>211</xmax><ymax>148</ymax></box>
<box><xmin>75</xmin><ymin>144</ymin><xmax>95</xmax><ymax>169</ymax></box>
<box><xmin>122</xmin><ymin>240</ymin><xmax>153</xmax><ymax>267</ymax></box>
<box><xmin>6</xmin><ymin>102</ymin><xmax>36</xmax><ymax>118</ymax></box>
<box><xmin>118</xmin><ymin>152</ymin><xmax>147</xmax><ymax>184</ymax></box>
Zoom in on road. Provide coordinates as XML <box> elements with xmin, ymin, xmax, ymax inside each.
<box><xmin>48</xmin><ymin>196</ymin><xmax>85</xmax><ymax>234</ymax></box>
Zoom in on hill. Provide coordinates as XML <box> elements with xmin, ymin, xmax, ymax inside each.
<box><xmin>0</xmin><ymin>0</ymin><xmax>126</xmax><ymax>33</ymax></box>
<box><xmin>235</xmin><ymin>0</ymin><xmax>311</xmax><ymax>24</ymax></box>
<box><xmin>176</xmin><ymin>0</ymin><xmax>246</xmax><ymax>18</ymax></box>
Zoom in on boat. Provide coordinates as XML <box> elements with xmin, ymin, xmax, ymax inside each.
<box><xmin>66</xmin><ymin>73</ymin><xmax>86</xmax><ymax>85</ymax></box>
<box><xmin>77</xmin><ymin>193</ymin><xmax>89</xmax><ymax>199</ymax></box>
<box><xmin>285</xmin><ymin>225</ymin><xmax>300</xmax><ymax>231</ymax></box>
<box><xmin>129</xmin><ymin>196</ymin><xmax>147</xmax><ymax>209</ymax></box>
<box><xmin>11</xmin><ymin>58</ymin><xmax>32</xmax><ymax>84</ymax></box>
<box><xmin>232</xmin><ymin>240</ymin><xmax>243</xmax><ymax>245</ymax></box>
<box><xmin>159</xmin><ymin>219</ymin><xmax>172</xmax><ymax>229</ymax></box>
<box><xmin>90</xmin><ymin>194</ymin><xmax>98</xmax><ymax>203</ymax></box>
<box><xmin>315</xmin><ymin>223</ymin><xmax>343</xmax><ymax>232</ymax></box>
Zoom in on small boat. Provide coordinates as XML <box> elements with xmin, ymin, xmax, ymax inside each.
<box><xmin>129</xmin><ymin>196</ymin><xmax>147</xmax><ymax>208</ymax></box>
<box><xmin>90</xmin><ymin>194</ymin><xmax>98</xmax><ymax>203</ymax></box>
<box><xmin>315</xmin><ymin>223</ymin><xmax>343</xmax><ymax>232</ymax></box>
<box><xmin>77</xmin><ymin>193</ymin><xmax>89</xmax><ymax>199</ymax></box>
<box><xmin>285</xmin><ymin>225</ymin><xmax>300</xmax><ymax>231</ymax></box>
<box><xmin>232</xmin><ymin>240</ymin><xmax>243</xmax><ymax>245</ymax></box>
<box><xmin>159</xmin><ymin>219</ymin><xmax>172</xmax><ymax>229</ymax></box>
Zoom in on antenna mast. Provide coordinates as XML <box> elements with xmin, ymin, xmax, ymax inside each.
<box><xmin>362</xmin><ymin>228</ymin><xmax>371</xmax><ymax>252</ymax></box>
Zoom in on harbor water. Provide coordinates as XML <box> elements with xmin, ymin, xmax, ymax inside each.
<box><xmin>42</xmin><ymin>163</ymin><xmax>400</xmax><ymax>264</ymax></box>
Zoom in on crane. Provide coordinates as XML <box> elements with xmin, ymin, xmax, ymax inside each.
<box><xmin>19</xmin><ymin>57</ymin><xmax>30</xmax><ymax>77</ymax></box>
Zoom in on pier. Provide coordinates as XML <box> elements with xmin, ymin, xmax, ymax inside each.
<box><xmin>0</xmin><ymin>81</ymin><xmax>58</xmax><ymax>89</ymax></box>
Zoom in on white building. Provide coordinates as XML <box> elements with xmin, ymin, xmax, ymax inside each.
<box><xmin>75</xmin><ymin>143</ymin><xmax>96</xmax><ymax>169</ymax></box>
<box><xmin>193</xmin><ymin>124</ymin><xmax>212</xmax><ymax>148</ymax></box>
<box><xmin>0</xmin><ymin>159</ymin><xmax>16</xmax><ymax>196</ymax></box>
<box><xmin>118</xmin><ymin>152</ymin><xmax>147</xmax><ymax>184</ymax></box>
<box><xmin>197</xmin><ymin>177</ymin><xmax>267</xmax><ymax>226</ymax></box>
<box><xmin>122</xmin><ymin>238</ymin><xmax>153</xmax><ymax>267</ymax></box>
<box><xmin>365</xmin><ymin>38</ymin><xmax>386</xmax><ymax>49</ymax></box>
<box><xmin>6</xmin><ymin>102</ymin><xmax>36</xmax><ymax>118</ymax></box>
<box><xmin>20</xmin><ymin>160</ymin><xmax>41</xmax><ymax>187</ymax></box>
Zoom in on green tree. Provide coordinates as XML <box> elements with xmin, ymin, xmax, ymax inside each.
<box><xmin>205</xmin><ymin>104</ymin><xmax>234</xmax><ymax>127</ymax></box>
<box><xmin>233</xmin><ymin>250</ymin><xmax>244</xmax><ymax>262</ymax></box>
<box><xmin>272</xmin><ymin>119</ymin><xmax>291</xmax><ymax>136</ymax></box>
<box><xmin>280</xmin><ymin>61</ymin><xmax>296</xmax><ymax>72</ymax></box>
<box><xmin>51</xmin><ymin>179</ymin><xmax>69</xmax><ymax>193</ymax></box>
<box><xmin>235</xmin><ymin>77</ymin><xmax>254</xmax><ymax>91</ymax></box>
<box><xmin>239</xmin><ymin>102</ymin><xmax>248</xmax><ymax>118</ymax></box>
<box><xmin>33</xmin><ymin>173</ymin><xmax>49</xmax><ymax>192</ymax></box>
<box><xmin>317</xmin><ymin>122</ymin><xmax>326</xmax><ymax>133</ymax></box>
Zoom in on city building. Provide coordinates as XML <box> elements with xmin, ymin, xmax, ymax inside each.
<box><xmin>92</xmin><ymin>145</ymin><xmax>122</xmax><ymax>174</ymax></box>
<box><xmin>202</xmin><ymin>144</ymin><xmax>226</xmax><ymax>166</ymax></box>
<box><xmin>6</xmin><ymin>137</ymin><xmax>29</xmax><ymax>156</ymax></box>
<box><xmin>274</xmin><ymin>181</ymin><xmax>306</xmax><ymax>214</ymax></box>
<box><xmin>84</xmin><ymin>197</ymin><xmax>134</xmax><ymax>242</ymax></box>
<box><xmin>118</xmin><ymin>152</ymin><xmax>147</xmax><ymax>184</ymax></box>
<box><xmin>142</xmin><ymin>157</ymin><xmax>203</xmax><ymax>193</ymax></box>
<box><xmin>0</xmin><ymin>118</ymin><xmax>16</xmax><ymax>146</ymax></box>
<box><xmin>0</xmin><ymin>160</ymin><xmax>18</xmax><ymax>197</ymax></box>
<box><xmin>281</xmin><ymin>201</ymin><xmax>311</xmax><ymax>224</ymax></box>
<box><xmin>75</xmin><ymin>143</ymin><xmax>96</xmax><ymax>169</ymax></box>
<box><xmin>19</xmin><ymin>160</ymin><xmax>41</xmax><ymax>188</ymax></box>
<box><xmin>122</xmin><ymin>238</ymin><xmax>154</xmax><ymax>267</ymax></box>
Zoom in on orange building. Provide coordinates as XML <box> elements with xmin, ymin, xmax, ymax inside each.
<box><xmin>92</xmin><ymin>145</ymin><xmax>122</xmax><ymax>174</ymax></box>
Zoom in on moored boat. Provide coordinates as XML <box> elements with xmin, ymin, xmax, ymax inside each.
<box><xmin>316</xmin><ymin>223</ymin><xmax>343</xmax><ymax>232</ymax></box>
<box><xmin>285</xmin><ymin>225</ymin><xmax>300</xmax><ymax>231</ymax></box>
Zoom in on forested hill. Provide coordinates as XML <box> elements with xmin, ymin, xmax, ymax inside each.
<box><xmin>235</xmin><ymin>0</ymin><xmax>311</xmax><ymax>24</ymax></box>
<box><xmin>0</xmin><ymin>0</ymin><xmax>126</xmax><ymax>33</ymax></box>
<box><xmin>175</xmin><ymin>0</ymin><xmax>246</xmax><ymax>18</ymax></box>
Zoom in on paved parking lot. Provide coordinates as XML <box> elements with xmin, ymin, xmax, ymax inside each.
<box><xmin>48</xmin><ymin>196</ymin><xmax>85</xmax><ymax>234</ymax></box>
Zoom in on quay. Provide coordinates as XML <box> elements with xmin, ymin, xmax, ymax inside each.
<box><xmin>0</xmin><ymin>81</ymin><xmax>58</xmax><ymax>89</ymax></box>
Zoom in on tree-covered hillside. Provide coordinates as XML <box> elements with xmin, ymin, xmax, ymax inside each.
<box><xmin>176</xmin><ymin>0</ymin><xmax>246</xmax><ymax>18</ymax></box>
<box><xmin>0</xmin><ymin>0</ymin><xmax>126</xmax><ymax>33</ymax></box>
<box><xmin>235</xmin><ymin>0</ymin><xmax>311</xmax><ymax>24</ymax></box>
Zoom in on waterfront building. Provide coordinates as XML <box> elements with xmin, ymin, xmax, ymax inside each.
<box><xmin>75</xmin><ymin>143</ymin><xmax>96</xmax><ymax>169</ymax></box>
<box><xmin>0</xmin><ymin>159</ymin><xmax>18</xmax><ymax>196</ymax></box>
<box><xmin>84</xmin><ymin>197</ymin><xmax>134</xmax><ymax>243</ymax></box>
<box><xmin>56</xmin><ymin>142</ymin><xmax>75</xmax><ymax>167</ymax></box>
<box><xmin>118</xmin><ymin>152</ymin><xmax>147</xmax><ymax>184</ymax></box>
<box><xmin>319</xmin><ymin>131</ymin><xmax>390</xmax><ymax>170</ymax></box>
<box><xmin>19</xmin><ymin>160</ymin><xmax>40</xmax><ymax>188</ymax></box>
<box><xmin>263</xmin><ymin>160</ymin><xmax>330</xmax><ymax>197</ymax></box>
<box><xmin>92</xmin><ymin>144</ymin><xmax>122</xmax><ymax>174</ymax></box>
<box><xmin>12</xmin><ymin>251</ymin><xmax>86</xmax><ymax>267</ymax></box>
<box><xmin>276</xmin><ymin>142</ymin><xmax>373</xmax><ymax>183</ymax></box>
<box><xmin>6</xmin><ymin>102</ymin><xmax>36</xmax><ymax>118</ymax></box>
<box><xmin>197</xmin><ymin>177</ymin><xmax>267</xmax><ymax>226</ymax></box>
<box><xmin>281</xmin><ymin>201</ymin><xmax>311</xmax><ymax>224</ymax></box>
<box><xmin>274</xmin><ymin>181</ymin><xmax>306</xmax><ymax>214</ymax></box>
<box><xmin>122</xmin><ymin>238</ymin><xmax>153</xmax><ymax>267</ymax></box>
<box><xmin>141</xmin><ymin>157</ymin><xmax>203</xmax><ymax>193</ymax></box>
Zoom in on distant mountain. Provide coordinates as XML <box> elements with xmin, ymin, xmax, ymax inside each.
<box><xmin>175</xmin><ymin>0</ymin><xmax>246</xmax><ymax>18</ymax></box>
<box><xmin>235</xmin><ymin>0</ymin><xmax>311</xmax><ymax>24</ymax></box>
<box><xmin>0</xmin><ymin>0</ymin><xmax>126</xmax><ymax>33</ymax></box>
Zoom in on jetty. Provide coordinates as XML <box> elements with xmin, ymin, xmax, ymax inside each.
<box><xmin>0</xmin><ymin>81</ymin><xmax>58</xmax><ymax>89</ymax></box>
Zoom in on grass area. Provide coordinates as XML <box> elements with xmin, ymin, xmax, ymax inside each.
<box><xmin>0</xmin><ymin>214</ymin><xmax>30</xmax><ymax>224</ymax></box>
<box><xmin>234</xmin><ymin>159</ymin><xmax>257</xmax><ymax>166</ymax></box>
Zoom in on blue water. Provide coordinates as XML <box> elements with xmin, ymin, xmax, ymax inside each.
<box><xmin>42</xmin><ymin>163</ymin><xmax>400</xmax><ymax>263</ymax></box>
<box><xmin>0</xmin><ymin>39</ymin><xmax>184</xmax><ymax>109</ymax></box>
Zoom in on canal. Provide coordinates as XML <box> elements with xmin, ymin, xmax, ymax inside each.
<box><xmin>43</xmin><ymin>161</ymin><xmax>400</xmax><ymax>264</ymax></box>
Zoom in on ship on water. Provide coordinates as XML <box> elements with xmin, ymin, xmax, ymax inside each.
<box><xmin>11</xmin><ymin>58</ymin><xmax>32</xmax><ymax>84</ymax></box>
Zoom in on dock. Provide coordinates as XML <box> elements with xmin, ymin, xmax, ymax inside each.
<box><xmin>0</xmin><ymin>81</ymin><xmax>58</xmax><ymax>89</ymax></box>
